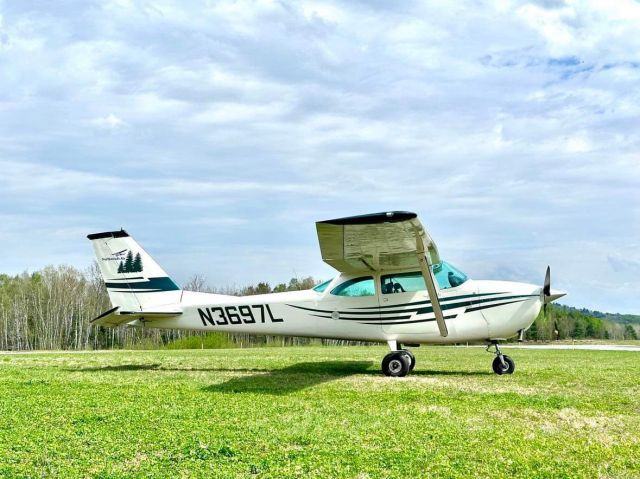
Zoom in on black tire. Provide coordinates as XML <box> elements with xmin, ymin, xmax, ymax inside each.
<box><xmin>382</xmin><ymin>351</ymin><xmax>411</xmax><ymax>377</ymax></box>
<box><xmin>492</xmin><ymin>355</ymin><xmax>515</xmax><ymax>375</ymax></box>
<box><xmin>401</xmin><ymin>350</ymin><xmax>416</xmax><ymax>371</ymax></box>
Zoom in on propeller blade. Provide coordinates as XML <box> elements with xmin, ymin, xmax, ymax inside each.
<box><xmin>543</xmin><ymin>265</ymin><xmax>551</xmax><ymax>299</ymax></box>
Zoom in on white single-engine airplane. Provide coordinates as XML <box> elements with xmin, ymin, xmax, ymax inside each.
<box><xmin>88</xmin><ymin>211</ymin><xmax>565</xmax><ymax>377</ymax></box>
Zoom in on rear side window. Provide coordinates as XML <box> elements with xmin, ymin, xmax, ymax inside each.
<box><xmin>330</xmin><ymin>277</ymin><xmax>375</xmax><ymax>297</ymax></box>
<box><xmin>381</xmin><ymin>271</ymin><xmax>425</xmax><ymax>294</ymax></box>
<box><xmin>313</xmin><ymin>279</ymin><xmax>332</xmax><ymax>293</ymax></box>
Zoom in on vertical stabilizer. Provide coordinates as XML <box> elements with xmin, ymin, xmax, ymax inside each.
<box><xmin>87</xmin><ymin>230</ymin><xmax>182</xmax><ymax>312</ymax></box>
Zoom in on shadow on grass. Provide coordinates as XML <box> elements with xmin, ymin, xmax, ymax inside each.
<box><xmin>411</xmin><ymin>369</ymin><xmax>492</xmax><ymax>377</ymax></box>
<box><xmin>69</xmin><ymin>363</ymin><xmax>162</xmax><ymax>372</ymax></box>
<box><xmin>68</xmin><ymin>360</ymin><xmax>490</xmax><ymax>392</ymax></box>
<box><xmin>203</xmin><ymin>360</ymin><xmax>374</xmax><ymax>395</ymax></box>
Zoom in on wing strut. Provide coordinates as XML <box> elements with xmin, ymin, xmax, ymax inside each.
<box><xmin>415</xmin><ymin>231</ymin><xmax>448</xmax><ymax>337</ymax></box>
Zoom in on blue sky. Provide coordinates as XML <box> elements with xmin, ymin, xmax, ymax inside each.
<box><xmin>0</xmin><ymin>0</ymin><xmax>638</xmax><ymax>313</ymax></box>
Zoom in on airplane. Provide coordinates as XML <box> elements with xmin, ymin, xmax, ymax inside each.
<box><xmin>88</xmin><ymin>211</ymin><xmax>566</xmax><ymax>377</ymax></box>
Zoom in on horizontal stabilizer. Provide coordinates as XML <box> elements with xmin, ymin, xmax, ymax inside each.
<box><xmin>91</xmin><ymin>306</ymin><xmax>182</xmax><ymax>327</ymax></box>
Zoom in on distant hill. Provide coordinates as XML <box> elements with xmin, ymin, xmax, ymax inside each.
<box><xmin>555</xmin><ymin>304</ymin><xmax>640</xmax><ymax>325</ymax></box>
<box><xmin>526</xmin><ymin>303</ymin><xmax>639</xmax><ymax>341</ymax></box>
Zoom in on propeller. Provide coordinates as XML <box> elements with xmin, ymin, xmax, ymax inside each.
<box><xmin>540</xmin><ymin>266</ymin><xmax>567</xmax><ymax>340</ymax></box>
<box><xmin>542</xmin><ymin>265</ymin><xmax>551</xmax><ymax>316</ymax></box>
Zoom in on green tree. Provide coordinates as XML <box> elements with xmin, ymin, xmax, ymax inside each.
<box><xmin>526</xmin><ymin>319</ymin><xmax>538</xmax><ymax>341</ymax></box>
<box><xmin>117</xmin><ymin>262</ymin><xmax>124</xmax><ymax>274</ymax></box>
<box><xmin>124</xmin><ymin>251</ymin><xmax>134</xmax><ymax>273</ymax></box>
<box><xmin>287</xmin><ymin>277</ymin><xmax>316</xmax><ymax>291</ymax></box>
<box><xmin>132</xmin><ymin>253</ymin><xmax>142</xmax><ymax>273</ymax></box>
<box><xmin>242</xmin><ymin>282</ymin><xmax>272</xmax><ymax>296</ymax></box>
<box><xmin>587</xmin><ymin>316</ymin><xmax>605</xmax><ymax>338</ymax></box>
<box><xmin>624</xmin><ymin>324</ymin><xmax>638</xmax><ymax>340</ymax></box>
<box><xmin>573</xmin><ymin>318</ymin><xmax>586</xmax><ymax>338</ymax></box>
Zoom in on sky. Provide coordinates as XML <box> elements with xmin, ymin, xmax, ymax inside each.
<box><xmin>0</xmin><ymin>0</ymin><xmax>638</xmax><ymax>313</ymax></box>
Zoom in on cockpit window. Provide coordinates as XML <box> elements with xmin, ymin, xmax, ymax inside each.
<box><xmin>313</xmin><ymin>279</ymin><xmax>332</xmax><ymax>293</ymax></box>
<box><xmin>381</xmin><ymin>271</ymin><xmax>425</xmax><ymax>294</ymax></box>
<box><xmin>433</xmin><ymin>261</ymin><xmax>468</xmax><ymax>289</ymax></box>
<box><xmin>381</xmin><ymin>261</ymin><xmax>468</xmax><ymax>294</ymax></box>
<box><xmin>330</xmin><ymin>276</ymin><xmax>375</xmax><ymax>297</ymax></box>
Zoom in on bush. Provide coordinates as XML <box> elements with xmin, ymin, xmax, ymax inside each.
<box><xmin>164</xmin><ymin>333</ymin><xmax>236</xmax><ymax>350</ymax></box>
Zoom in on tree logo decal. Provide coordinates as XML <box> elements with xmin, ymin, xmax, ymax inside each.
<box><xmin>117</xmin><ymin>251</ymin><xmax>143</xmax><ymax>273</ymax></box>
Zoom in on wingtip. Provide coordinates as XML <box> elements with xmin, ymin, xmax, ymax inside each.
<box><xmin>317</xmin><ymin>211</ymin><xmax>417</xmax><ymax>225</ymax></box>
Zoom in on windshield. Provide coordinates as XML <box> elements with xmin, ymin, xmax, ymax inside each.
<box><xmin>432</xmin><ymin>261</ymin><xmax>468</xmax><ymax>289</ymax></box>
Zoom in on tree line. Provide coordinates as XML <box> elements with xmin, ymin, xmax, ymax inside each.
<box><xmin>526</xmin><ymin>304</ymin><xmax>638</xmax><ymax>341</ymax></box>
<box><xmin>0</xmin><ymin>264</ymin><xmax>637</xmax><ymax>351</ymax></box>
<box><xmin>0</xmin><ymin>265</ymin><xmax>346</xmax><ymax>351</ymax></box>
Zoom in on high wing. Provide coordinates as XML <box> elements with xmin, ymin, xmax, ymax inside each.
<box><xmin>316</xmin><ymin>211</ymin><xmax>448</xmax><ymax>336</ymax></box>
<box><xmin>316</xmin><ymin>211</ymin><xmax>440</xmax><ymax>273</ymax></box>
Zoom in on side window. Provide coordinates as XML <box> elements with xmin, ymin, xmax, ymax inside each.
<box><xmin>381</xmin><ymin>271</ymin><xmax>426</xmax><ymax>294</ymax></box>
<box><xmin>313</xmin><ymin>279</ymin><xmax>332</xmax><ymax>293</ymax></box>
<box><xmin>330</xmin><ymin>277</ymin><xmax>375</xmax><ymax>297</ymax></box>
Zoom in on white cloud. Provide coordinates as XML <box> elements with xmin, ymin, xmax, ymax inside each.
<box><xmin>90</xmin><ymin>113</ymin><xmax>127</xmax><ymax>129</ymax></box>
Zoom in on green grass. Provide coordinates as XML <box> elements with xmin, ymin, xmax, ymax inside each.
<box><xmin>163</xmin><ymin>333</ymin><xmax>237</xmax><ymax>350</ymax></box>
<box><xmin>1</xmin><ymin>347</ymin><xmax>638</xmax><ymax>478</ymax></box>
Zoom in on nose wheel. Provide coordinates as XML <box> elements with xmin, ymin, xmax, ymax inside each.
<box><xmin>487</xmin><ymin>341</ymin><xmax>515</xmax><ymax>375</ymax></box>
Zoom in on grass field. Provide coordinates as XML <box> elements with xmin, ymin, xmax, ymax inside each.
<box><xmin>1</xmin><ymin>347</ymin><xmax>639</xmax><ymax>478</ymax></box>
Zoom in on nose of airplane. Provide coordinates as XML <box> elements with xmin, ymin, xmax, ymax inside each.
<box><xmin>539</xmin><ymin>267</ymin><xmax>567</xmax><ymax>304</ymax></box>
<box><xmin>538</xmin><ymin>286</ymin><xmax>566</xmax><ymax>303</ymax></box>
<box><xmin>547</xmin><ymin>288</ymin><xmax>567</xmax><ymax>303</ymax></box>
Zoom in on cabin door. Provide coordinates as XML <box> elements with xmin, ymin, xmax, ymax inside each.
<box><xmin>378</xmin><ymin>271</ymin><xmax>433</xmax><ymax>334</ymax></box>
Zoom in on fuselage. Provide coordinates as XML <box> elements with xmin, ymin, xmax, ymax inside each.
<box><xmin>139</xmin><ymin>272</ymin><xmax>542</xmax><ymax>344</ymax></box>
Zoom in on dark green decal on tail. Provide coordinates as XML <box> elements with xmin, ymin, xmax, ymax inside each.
<box><xmin>118</xmin><ymin>251</ymin><xmax>143</xmax><ymax>273</ymax></box>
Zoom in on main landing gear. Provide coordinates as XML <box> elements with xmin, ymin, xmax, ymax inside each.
<box><xmin>381</xmin><ymin>341</ymin><xmax>416</xmax><ymax>377</ymax></box>
<box><xmin>487</xmin><ymin>341</ymin><xmax>515</xmax><ymax>375</ymax></box>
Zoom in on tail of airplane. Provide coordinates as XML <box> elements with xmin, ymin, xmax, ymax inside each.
<box><xmin>87</xmin><ymin>230</ymin><xmax>182</xmax><ymax>315</ymax></box>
